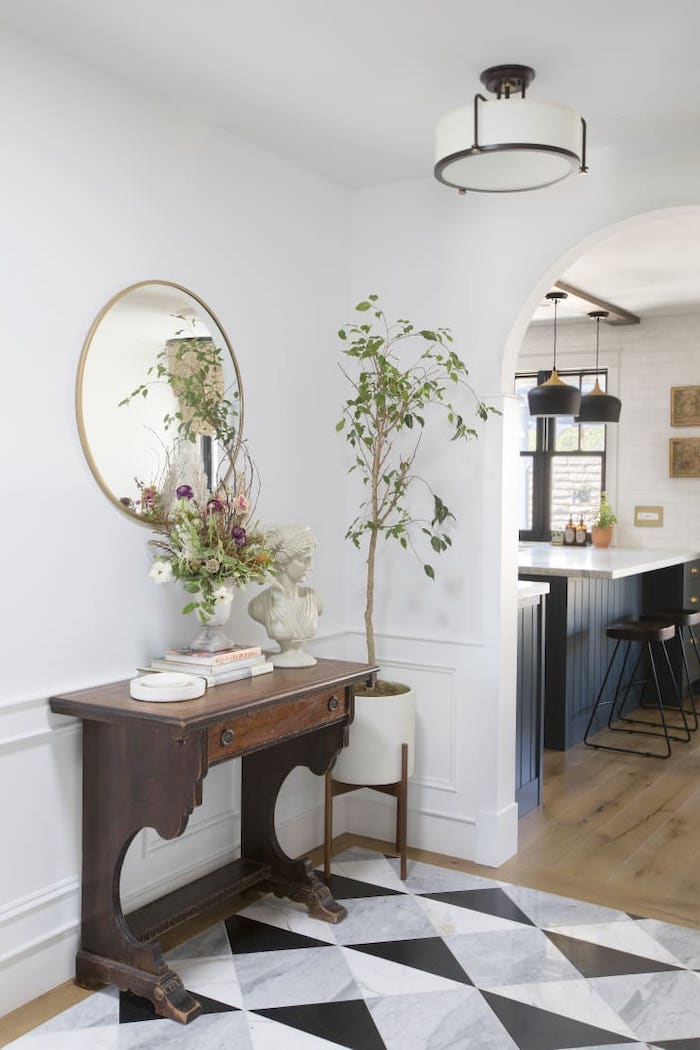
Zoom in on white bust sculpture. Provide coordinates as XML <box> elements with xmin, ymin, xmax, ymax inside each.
<box><xmin>248</xmin><ymin>524</ymin><xmax>323</xmax><ymax>667</ymax></box>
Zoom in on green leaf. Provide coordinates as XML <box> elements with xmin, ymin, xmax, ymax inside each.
<box><xmin>181</xmin><ymin>601</ymin><xmax>198</xmax><ymax>615</ymax></box>
<box><xmin>338</xmin><ymin>329</ymin><xmax>347</xmax><ymax>339</ymax></box>
<box><xmin>355</xmin><ymin>301</ymin><xmax>372</xmax><ymax>312</ymax></box>
<box><xmin>404</xmin><ymin>413</ymin><xmax>413</xmax><ymax>428</ymax></box>
<box><xmin>335</xmin><ymin>419</ymin><xmax>345</xmax><ymax>431</ymax></box>
<box><xmin>424</xmin><ymin>564</ymin><xmax>435</xmax><ymax>580</ymax></box>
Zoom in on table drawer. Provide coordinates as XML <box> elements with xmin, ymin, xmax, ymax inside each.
<box><xmin>208</xmin><ymin>688</ymin><xmax>349</xmax><ymax>764</ymax></box>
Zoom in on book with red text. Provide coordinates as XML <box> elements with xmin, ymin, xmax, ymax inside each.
<box><xmin>163</xmin><ymin>645</ymin><xmax>262</xmax><ymax>666</ymax></box>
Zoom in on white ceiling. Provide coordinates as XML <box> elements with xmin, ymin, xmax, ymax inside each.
<box><xmin>3</xmin><ymin>1</ymin><xmax>700</xmax><ymax>318</ymax></box>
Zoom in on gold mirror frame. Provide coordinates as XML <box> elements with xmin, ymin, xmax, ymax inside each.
<box><xmin>76</xmin><ymin>279</ymin><xmax>244</xmax><ymax>525</ymax></box>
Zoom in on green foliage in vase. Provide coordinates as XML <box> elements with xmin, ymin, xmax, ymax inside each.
<box><xmin>592</xmin><ymin>490</ymin><xmax>617</xmax><ymax>529</ymax></box>
<box><xmin>336</xmin><ymin>294</ymin><xmax>495</xmax><ymax>665</ymax></box>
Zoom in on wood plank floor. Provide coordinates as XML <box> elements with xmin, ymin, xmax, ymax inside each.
<box><xmin>3</xmin><ymin>725</ymin><xmax>700</xmax><ymax>1045</ymax></box>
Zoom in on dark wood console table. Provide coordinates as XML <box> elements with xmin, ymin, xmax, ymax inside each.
<box><xmin>49</xmin><ymin>658</ymin><xmax>376</xmax><ymax>1024</ymax></box>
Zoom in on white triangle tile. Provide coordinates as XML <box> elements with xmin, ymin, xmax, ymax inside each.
<box><xmin>636</xmin><ymin>917</ymin><xmax>700</xmax><ymax>968</ymax></box>
<box><xmin>341</xmin><ymin>945</ymin><xmax>468</xmax><ymax>998</ymax></box>
<box><xmin>482</xmin><ymin>977</ymin><xmax>638</xmax><ymax>1039</ymax></box>
<box><xmin>416</xmin><ymin>894</ymin><xmax>528</xmax><ymax>937</ymax></box>
<box><xmin>116</xmin><ymin>1011</ymin><xmax>253</xmax><ymax>1048</ymax></box>
<box><xmin>332</xmin><ymin>894</ymin><xmax>436</xmax><ymax>945</ymax></box>
<box><xmin>27</xmin><ymin>989</ymin><xmax>118</xmax><ymax>1033</ymax></box>
<box><xmin>548</xmin><ymin>920</ymin><xmax>686</xmax><ymax>966</ymax></box>
<box><xmin>173</xmin><ymin>956</ymin><xmax>245</xmax><ymax>1009</ymax></box>
<box><xmin>367</xmin><ymin>989</ymin><xmax>520</xmax><ymax>1050</ymax></box>
<box><xmin>246</xmin><ymin>1012</ymin><xmax>348</xmax><ymax>1049</ymax></box>
<box><xmin>588</xmin><ymin>969</ymin><xmax>700</xmax><ymax>1043</ymax></box>
<box><xmin>236</xmin><ymin>896</ymin><xmax>338</xmax><ymax>944</ymax></box>
<box><xmin>234</xmin><ymin>946</ymin><xmax>359</xmax><ymax>1010</ymax></box>
<box><xmin>5</xmin><ymin>1029</ymin><xmax>119</xmax><ymax>1050</ymax></box>
<box><xmin>501</xmin><ymin>882</ymin><xmax>632</xmax><ymax>928</ymax></box>
<box><xmin>384</xmin><ymin>857</ymin><xmax>501</xmax><ymax>895</ymax></box>
<box><xmin>330</xmin><ymin>858</ymin><xmax>407</xmax><ymax>893</ymax></box>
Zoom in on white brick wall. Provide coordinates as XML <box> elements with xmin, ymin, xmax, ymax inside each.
<box><xmin>518</xmin><ymin>313</ymin><xmax>700</xmax><ymax>550</ymax></box>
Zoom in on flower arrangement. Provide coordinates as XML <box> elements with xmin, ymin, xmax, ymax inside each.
<box><xmin>148</xmin><ymin>478</ymin><xmax>274</xmax><ymax>621</ymax></box>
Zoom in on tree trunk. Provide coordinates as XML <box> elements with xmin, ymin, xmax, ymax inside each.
<box><xmin>364</xmin><ymin>527</ymin><xmax>378</xmax><ymax>666</ymax></box>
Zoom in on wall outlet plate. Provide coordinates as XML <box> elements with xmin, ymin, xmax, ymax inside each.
<box><xmin>634</xmin><ymin>505</ymin><xmax>664</xmax><ymax>527</ymax></box>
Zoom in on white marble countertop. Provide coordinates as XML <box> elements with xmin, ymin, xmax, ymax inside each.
<box><xmin>518</xmin><ymin>544</ymin><xmax>700</xmax><ymax>580</ymax></box>
<box><xmin>517</xmin><ymin>579</ymin><xmax>550</xmax><ymax>603</ymax></box>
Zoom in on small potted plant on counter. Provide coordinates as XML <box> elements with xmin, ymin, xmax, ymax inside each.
<box><xmin>332</xmin><ymin>294</ymin><xmax>492</xmax><ymax>788</ymax></box>
<box><xmin>591</xmin><ymin>491</ymin><xmax>617</xmax><ymax>548</ymax></box>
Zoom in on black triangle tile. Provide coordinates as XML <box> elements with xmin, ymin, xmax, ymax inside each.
<box><xmin>545</xmin><ymin>929</ymin><xmax>682</xmax><ymax>978</ymax></box>
<box><xmin>654</xmin><ymin>1040</ymin><xmax>700</xmax><ymax>1049</ymax></box>
<box><xmin>420</xmin><ymin>887</ymin><xmax>534</xmax><ymax>926</ymax></box>
<box><xmin>224</xmin><ymin>913</ymin><xmax>329</xmax><ymax>954</ymax></box>
<box><xmin>255</xmin><ymin>998</ymin><xmax>386</xmax><ymax>1050</ymax></box>
<box><xmin>350</xmin><ymin>936</ymin><xmax>472</xmax><ymax>985</ymax></box>
<box><xmin>119</xmin><ymin>988</ymin><xmax>236</xmax><ymax>1023</ymax></box>
<box><xmin>314</xmin><ymin>870</ymin><xmax>404</xmax><ymax>899</ymax></box>
<box><xmin>480</xmin><ymin>990</ymin><xmax>636</xmax><ymax>1050</ymax></box>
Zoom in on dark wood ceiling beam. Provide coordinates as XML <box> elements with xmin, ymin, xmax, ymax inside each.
<box><xmin>554</xmin><ymin>280</ymin><xmax>641</xmax><ymax>326</ymax></box>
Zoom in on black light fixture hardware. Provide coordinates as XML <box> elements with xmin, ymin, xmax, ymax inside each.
<box><xmin>575</xmin><ymin>311</ymin><xmax>622</xmax><ymax>423</ymax></box>
<box><xmin>435</xmin><ymin>64</ymin><xmax>588</xmax><ymax>193</ymax></box>
<box><xmin>527</xmin><ymin>292</ymin><xmax>582</xmax><ymax>418</ymax></box>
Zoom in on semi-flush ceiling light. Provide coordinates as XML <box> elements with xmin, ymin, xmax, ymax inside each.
<box><xmin>575</xmin><ymin>311</ymin><xmax>622</xmax><ymax>423</ymax></box>
<box><xmin>527</xmin><ymin>292</ymin><xmax>582</xmax><ymax>417</ymax></box>
<box><xmin>435</xmin><ymin>64</ymin><xmax>588</xmax><ymax>193</ymax></box>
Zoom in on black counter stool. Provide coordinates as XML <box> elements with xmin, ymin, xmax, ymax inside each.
<box><xmin>584</xmin><ymin>619</ymin><xmax>689</xmax><ymax>758</ymax></box>
<box><xmin>641</xmin><ymin>609</ymin><xmax>700</xmax><ymax>731</ymax></box>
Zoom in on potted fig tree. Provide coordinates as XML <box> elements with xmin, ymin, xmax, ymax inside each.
<box><xmin>332</xmin><ymin>295</ymin><xmax>491</xmax><ymax>787</ymax></box>
<box><xmin>591</xmin><ymin>491</ymin><xmax>617</xmax><ymax>548</ymax></box>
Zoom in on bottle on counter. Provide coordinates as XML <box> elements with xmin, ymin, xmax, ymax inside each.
<box><xmin>564</xmin><ymin>516</ymin><xmax>576</xmax><ymax>545</ymax></box>
<box><xmin>575</xmin><ymin>517</ymin><xmax>587</xmax><ymax>545</ymax></box>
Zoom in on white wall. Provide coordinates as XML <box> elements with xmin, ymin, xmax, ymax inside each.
<box><xmin>519</xmin><ymin>313</ymin><xmax>700</xmax><ymax>549</ymax></box>
<box><xmin>0</xmin><ymin>26</ymin><xmax>351</xmax><ymax>1015</ymax></box>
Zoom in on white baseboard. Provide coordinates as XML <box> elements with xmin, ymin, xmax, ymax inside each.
<box><xmin>474</xmin><ymin>803</ymin><xmax>519</xmax><ymax>867</ymax></box>
<box><xmin>344</xmin><ymin>793</ymin><xmax>476</xmax><ymax>860</ymax></box>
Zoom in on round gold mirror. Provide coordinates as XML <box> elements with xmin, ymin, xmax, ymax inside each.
<box><xmin>76</xmin><ymin>280</ymin><xmax>243</xmax><ymax>523</ymax></box>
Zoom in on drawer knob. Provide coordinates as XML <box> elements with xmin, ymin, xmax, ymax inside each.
<box><xmin>328</xmin><ymin>695</ymin><xmax>339</xmax><ymax>712</ymax></box>
<box><xmin>220</xmin><ymin>728</ymin><xmax>235</xmax><ymax>747</ymax></box>
<box><xmin>691</xmin><ymin>566</ymin><xmax>699</xmax><ymax>575</ymax></box>
<box><xmin>690</xmin><ymin>596</ymin><xmax>699</xmax><ymax>605</ymax></box>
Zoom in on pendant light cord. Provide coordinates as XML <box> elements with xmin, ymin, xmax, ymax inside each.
<box><xmin>552</xmin><ymin>297</ymin><xmax>558</xmax><ymax>372</ymax></box>
<box><xmin>595</xmin><ymin>314</ymin><xmax>600</xmax><ymax>373</ymax></box>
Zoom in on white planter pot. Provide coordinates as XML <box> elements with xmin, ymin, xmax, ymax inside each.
<box><xmin>333</xmin><ymin>685</ymin><xmax>416</xmax><ymax>786</ymax></box>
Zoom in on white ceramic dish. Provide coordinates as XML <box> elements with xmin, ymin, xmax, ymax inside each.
<box><xmin>129</xmin><ymin>672</ymin><xmax>206</xmax><ymax>702</ymax></box>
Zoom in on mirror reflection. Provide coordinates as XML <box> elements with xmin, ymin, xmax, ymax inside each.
<box><xmin>77</xmin><ymin>281</ymin><xmax>243</xmax><ymax>523</ymax></box>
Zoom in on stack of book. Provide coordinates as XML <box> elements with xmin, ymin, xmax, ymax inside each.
<box><xmin>140</xmin><ymin>644</ymin><xmax>273</xmax><ymax>687</ymax></box>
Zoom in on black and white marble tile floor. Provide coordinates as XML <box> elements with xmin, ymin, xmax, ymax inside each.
<box><xmin>8</xmin><ymin>847</ymin><xmax>700</xmax><ymax>1049</ymax></box>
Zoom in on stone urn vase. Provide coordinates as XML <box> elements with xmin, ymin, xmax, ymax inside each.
<box><xmin>591</xmin><ymin>526</ymin><xmax>613</xmax><ymax>549</ymax></box>
<box><xmin>188</xmin><ymin>580</ymin><xmax>236</xmax><ymax>652</ymax></box>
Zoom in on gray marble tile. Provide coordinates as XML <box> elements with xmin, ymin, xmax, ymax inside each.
<box><xmin>165</xmin><ymin>921</ymin><xmax>233</xmax><ymax>962</ymax></box>
<box><xmin>29</xmin><ymin>989</ymin><xmax>118</xmax><ymax>1032</ymax></box>
<box><xmin>547</xmin><ymin>919</ymin><xmax>684</xmax><ymax>966</ymax></box>
<box><xmin>333</xmin><ymin>847</ymin><xmax>390</xmax><ymax>863</ymax></box>
<box><xmin>247</xmin><ymin>1012</ymin><xmax>343</xmax><ymax>1049</ymax></box>
<box><xmin>501</xmin><ymin>882</ymin><xmax>632</xmax><ymax>928</ymax></box>
<box><xmin>330</xmin><ymin>858</ymin><xmax>406</xmax><ymax>894</ymax></box>
<box><xmin>589</xmin><ymin>969</ymin><xmax>700</xmax><ymax>1042</ymax></box>
<box><xmin>482</xmin><ymin>977</ymin><xmax>637</xmax><ymax>1039</ymax></box>
<box><xmin>342</xmin><ymin>945</ymin><xmax>468</xmax><ymax>997</ymax></box>
<box><xmin>368</xmin><ymin>989</ymin><xmax>519</xmax><ymax>1050</ymax></box>
<box><xmin>332</xmin><ymin>894</ymin><xmax>436</xmax><ymax>945</ymax></box>
<box><xmin>115</xmin><ymin>1011</ymin><xmax>253</xmax><ymax>1049</ymax></box>
<box><xmin>636</xmin><ymin>917</ymin><xmax>700</xmax><ymax>968</ymax></box>
<box><xmin>5</xmin><ymin>1027</ymin><xmax>119</xmax><ymax>1049</ymax></box>
<box><xmin>171</xmin><ymin>956</ymin><xmax>244</xmax><ymax>1009</ymax></box>
<box><xmin>234</xmin><ymin>945</ymin><xmax>359</xmax><ymax>1009</ymax></box>
<box><xmin>236</xmin><ymin>895</ymin><xmax>338</xmax><ymax>944</ymax></box>
<box><xmin>416</xmin><ymin>894</ymin><xmax>526</xmax><ymax>937</ymax></box>
<box><xmin>445</xmin><ymin>926</ymin><xmax>581</xmax><ymax>986</ymax></box>
<box><xmin>385</xmin><ymin>857</ymin><xmax>501</xmax><ymax>895</ymax></box>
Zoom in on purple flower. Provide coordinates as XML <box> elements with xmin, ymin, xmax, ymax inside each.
<box><xmin>176</xmin><ymin>484</ymin><xmax>194</xmax><ymax>499</ymax></box>
<box><xmin>207</xmin><ymin>498</ymin><xmax>225</xmax><ymax>514</ymax></box>
<box><xmin>231</xmin><ymin>525</ymin><xmax>247</xmax><ymax>547</ymax></box>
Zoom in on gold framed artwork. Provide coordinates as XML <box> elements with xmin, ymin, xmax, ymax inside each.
<box><xmin>671</xmin><ymin>386</ymin><xmax>700</xmax><ymax>426</ymax></box>
<box><xmin>669</xmin><ymin>437</ymin><xmax>700</xmax><ymax>477</ymax></box>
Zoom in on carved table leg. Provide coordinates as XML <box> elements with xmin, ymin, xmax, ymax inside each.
<box><xmin>77</xmin><ymin>721</ymin><xmax>206</xmax><ymax>1023</ymax></box>
<box><xmin>241</xmin><ymin>722</ymin><xmax>348</xmax><ymax>923</ymax></box>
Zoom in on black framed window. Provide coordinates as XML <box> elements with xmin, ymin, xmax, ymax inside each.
<box><xmin>515</xmin><ymin>370</ymin><xmax>608</xmax><ymax>540</ymax></box>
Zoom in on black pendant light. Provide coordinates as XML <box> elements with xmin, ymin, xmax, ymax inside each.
<box><xmin>575</xmin><ymin>311</ymin><xmax>622</xmax><ymax>423</ymax></box>
<box><xmin>528</xmin><ymin>292</ymin><xmax>582</xmax><ymax>417</ymax></box>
